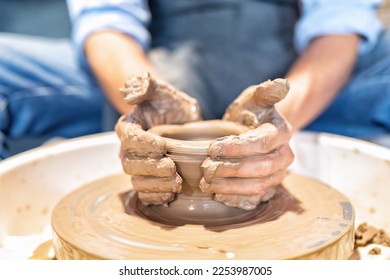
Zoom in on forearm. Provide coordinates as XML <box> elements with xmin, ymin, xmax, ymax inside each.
<box><xmin>277</xmin><ymin>35</ymin><xmax>360</xmax><ymax>131</ymax></box>
<box><xmin>85</xmin><ymin>31</ymin><xmax>158</xmax><ymax>114</ymax></box>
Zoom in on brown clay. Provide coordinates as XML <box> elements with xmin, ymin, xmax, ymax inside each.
<box><xmin>115</xmin><ymin>118</ymin><xmax>167</xmax><ymax>156</ymax></box>
<box><xmin>368</xmin><ymin>247</ymin><xmax>382</xmax><ymax>255</ymax></box>
<box><xmin>202</xmin><ymin>79</ymin><xmax>293</xmax><ymax>210</ymax></box>
<box><xmin>115</xmin><ymin>73</ymin><xmax>203</xmax><ymax>206</ymax></box>
<box><xmin>222</xmin><ymin>79</ymin><xmax>289</xmax><ymax>128</ymax></box>
<box><xmin>120</xmin><ymin>72</ymin><xmax>201</xmax><ymax>130</ymax></box>
<box><xmin>115</xmin><ymin>117</ymin><xmax>181</xmax><ymax>206</ymax></box>
<box><xmin>117</xmin><ymin>76</ymin><xmax>292</xmax><ymax>210</ymax></box>
<box><xmin>121</xmin><ymin>155</ymin><xmax>175</xmax><ymax>177</ymax></box>
<box><xmin>354</xmin><ymin>222</ymin><xmax>390</xmax><ymax>247</ymax></box>
<box><xmin>146</xmin><ymin>120</ymin><xmax>252</xmax><ymax>224</ymax></box>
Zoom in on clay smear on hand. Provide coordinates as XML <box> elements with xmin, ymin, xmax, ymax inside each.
<box><xmin>222</xmin><ymin>78</ymin><xmax>289</xmax><ymax>128</ymax></box>
<box><xmin>115</xmin><ymin>118</ymin><xmax>181</xmax><ymax>206</ymax></box>
<box><xmin>120</xmin><ymin>72</ymin><xmax>201</xmax><ymax>130</ymax></box>
<box><xmin>115</xmin><ymin>72</ymin><xmax>204</xmax><ymax>206</ymax></box>
<box><xmin>201</xmin><ymin>79</ymin><xmax>292</xmax><ymax>210</ymax></box>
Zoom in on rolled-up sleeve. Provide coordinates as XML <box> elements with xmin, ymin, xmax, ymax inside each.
<box><xmin>295</xmin><ymin>0</ymin><xmax>383</xmax><ymax>54</ymax></box>
<box><xmin>66</xmin><ymin>0</ymin><xmax>151</xmax><ymax>67</ymax></box>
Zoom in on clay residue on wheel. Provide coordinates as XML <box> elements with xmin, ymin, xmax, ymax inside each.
<box><xmin>121</xmin><ymin>184</ymin><xmax>303</xmax><ymax>231</ymax></box>
<box><xmin>354</xmin><ymin>222</ymin><xmax>390</xmax><ymax>248</ymax></box>
<box><xmin>51</xmin><ymin>173</ymin><xmax>356</xmax><ymax>260</ymax></box>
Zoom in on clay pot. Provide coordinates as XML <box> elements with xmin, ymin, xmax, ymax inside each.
<box><xmin>144</xmin><ymin>120</ymin><xmax>255</xmax><ymax>225</ymax></box>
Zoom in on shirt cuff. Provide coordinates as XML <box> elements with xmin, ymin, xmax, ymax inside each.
<box><xmin>72</xmin><ymin>8</ymin><xmax>151</xmax><ymax>69</ymax></box>
<box><xmin>295</xmin><ymin>5</ymin><xmax>383</xmax><ymax>54</ymax></box>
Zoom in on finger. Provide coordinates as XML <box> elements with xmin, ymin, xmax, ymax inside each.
<box><xmin>202</xmin><ymin>144</ymin><xmax>294</xmax><ymax>180</ymax></box>
<box><xmin>122</xmin><ymin>154</ymin><xmax>177</xmax><ymax>177</ymax></box>
<box><xmin>199</xmin><ymin>169</ymin><xmax>286</xmax><ymax>195</ymax></box>
<box><xmin>131</xmin><ymin>174</ymin><xmax>182</xmax><ymax>193</ymax></box>
<box><xmin>214</xmin><ymin>187</ymin><xmax>276</xmax><ymax>210</ymax></box>
<box><xmin>121</xmin><ymin>72</ymin><xmax>153</xmax><ymax>105</ymax></box>
<box><xmin>150</xmin><ymin>81</ymin><xmax>201</xmax><ymax>124</ymax></box>
<box><xmin>138</xmin><ymin>192</ymin><xmax>175</xmax><ymax>206</ymax></box>
<box><xmin>115</xmin><ymin>115</ymin><xmax>167</xmax><ymax>155</ymax></box>
<box><xmin>224</xmin><ymin>79</ymin><xmax>289</xmax><ymax>112</ymax></box>
<box><xmin>223</xmin><ymin>108</ymin><xmax>259</xmax><ymax>128</ymax></box>
<box><xmin>120</xmin><ymin>73</ymin><xmax>201</xmax><ymax>125</ymax></box>
<box><xmin>223</xmin><ymin>79</ymin><xmax>289</xmax><ymax>128</ymax></box>
<box><xmin>254</xmin><ymin>78</ymin><xmax>289</xmax><ymax>107</ymax></box>
<box><xmin>222</xmin><ymin>85</ymin><xmax>259</xmax><ymax>126</ymax></box>
<box><xmin>214</xmin><ymin>194</ymin><xmax>262</xmax><ymax>211</ymax></box>
<box><xmin>208</xmin><ymin>122</ymin><xmax>291</xmax><ymax>157</ymax></box>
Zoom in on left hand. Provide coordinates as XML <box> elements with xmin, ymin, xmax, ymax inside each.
<box><xmin>199</xmin><ymin>79</ymin><xmax>294</xmax><ymax>210</ymax></box>
<box><xmin>115</xmin><ymin>73</ymin><xmax>201</xmax><ymax>206</ymax></box>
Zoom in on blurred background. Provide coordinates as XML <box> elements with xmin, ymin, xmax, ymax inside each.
<box><xmin>0</xmin><ymin>0</ymin><xmax>390</xmax><ymax>154</ymax></box>
<box><xmin>0</xmin><ymin>0</ymin><xmax>71</xmax><ymax>38</ymax></box>
<box><xmin>1</xmin><ymin>0</ymin><xmax>390</xmax><ymax>38</ymax></box>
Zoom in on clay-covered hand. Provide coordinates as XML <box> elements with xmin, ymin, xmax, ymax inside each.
<box><xmin>115</xmin><ymin>72</ymin><xmax>201</xmax><ymax>206</ymax></box>
<box><xmin>200</xmin><ymin>79</ymin><xmax>294</xmax><ymax>210</ymax></box>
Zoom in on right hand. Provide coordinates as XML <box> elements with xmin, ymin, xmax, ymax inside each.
<box><xmin>115</xmin><ymin>72</ymin><xmax>201</xmax><ymax>206</ymax></box>
<box><xmin>200</xmin><ymin>79</ymin><xmax>294</xmax><ymax>210</ymax></box>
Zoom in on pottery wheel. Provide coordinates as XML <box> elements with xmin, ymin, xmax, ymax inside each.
<box><xmin>51</xmin><ymin>173</ymin><xmax>355</xmax><ymax>260</ymax></box>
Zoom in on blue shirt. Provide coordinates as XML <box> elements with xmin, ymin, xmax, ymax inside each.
<box><xmin>66</xmin><ymin>0</ymin><xmax>384</xmax><ymax>66</ymax></box>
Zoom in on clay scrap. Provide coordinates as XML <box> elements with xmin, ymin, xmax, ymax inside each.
<box><xmin>354</xmin><ymin>222</ymin><xmax>390</xmax><ymax>255</ymax></box>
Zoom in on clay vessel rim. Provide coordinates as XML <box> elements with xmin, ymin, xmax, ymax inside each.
<box><xmin>148</xmin><ymin>120</ymin><xmax>249</xmax><ymax>155</ymax></box>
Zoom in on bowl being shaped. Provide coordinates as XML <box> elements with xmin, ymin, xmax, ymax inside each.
<box><xmin>146</xmin><ymin>120</ymin><xmax>253</xmax><ymax>225</ymax></box>
<box><xmin>148</xmin><ymin>120</ymin><xmax>249</xmax><ymax>192</ymax></box>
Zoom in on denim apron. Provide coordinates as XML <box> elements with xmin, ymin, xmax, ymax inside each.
<box><xmin>147</xmin><ymin>0</ymin><xmax>299</xmax><ymax>119</ymax></box>
<box><xmin>147</xmin><ymin>0</ymin><xmax>390</xmax><ymax>140</ymax></box>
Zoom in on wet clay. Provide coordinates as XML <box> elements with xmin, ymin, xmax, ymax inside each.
<box><xmin>209</xmin><ymin>79</ymin><xmax>293</xmax><ymax>210</ymax></box>
<box><xmin>120</xmin><ymin>72</ymin><xmax>201</xmax><ymax>130</ymax></box>
<box><xmin>115</xmin><ymin>72</ymin><xmax>202</xmax><ymax>207</ymax></box>
<box><xmin>122</xmin><ymin>184</ymin><xmax>300</xmax><ymax>229</ymax></box>
<box><xmin>222</xmin><ymin>78</ymin><xmax>289</xmax><ymax>128</ymax></box>
<box><xmin>354</xmin><ymin>222</ymin><xmax>390</xmax><ymax>247</ymax></box>
<box><xmin>145</xmin><ymin>120</ymin><xmax>254</xmax><ymax>225</ymax></box>
<box><xmin>51</xmin><ymin>173</ymin><xmax>355</xmax><ymax>260</ymax></box>
<box><xmin>117</xmin><ymin>77</ymin><xmax>292</xmax><ymax>210</ymax></box>
<box><xmin>368</xmin><ymin>247</ymin><xmax>382</xmax><ymax>255</ymax></box>
<box><xmin>349</xmin><ymin>222</ymin><xmax>390</xmax><ymax>259</ymax></box>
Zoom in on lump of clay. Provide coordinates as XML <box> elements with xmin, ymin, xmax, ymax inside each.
<box><xmin>354</xmin><ymin>222</ymin><xmax>390</xmax><ymax>247</ymax></box>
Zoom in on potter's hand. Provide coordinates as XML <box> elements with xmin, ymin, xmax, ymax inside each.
<box><xmin>200</xmin><ymin>79</ymin><xmax>294</xmax><ymax>210</ymax></box>
<box><xmin>115</xmin><ymin>72</ymin><xmax>201</xmax><ymax>206</ymax></box>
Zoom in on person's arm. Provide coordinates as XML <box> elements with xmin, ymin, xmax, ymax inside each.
<box><xmin>277</xmin><ymin>34</ymin><xmax>360</xmax><ymax>130</ymax></box>
<box><xmin>279</xmin><ymin>0</ymin><xmax>383</xmax><ymax>130</ymax></box>
<box><xmin>85</xmin><ymin>31</ymin><xmax>159</xmax><ymax>114</ymax></box>
<box><xmin>66</xmin><ymin>0</ymin><xmax>154</xmax><ymax>114</ymax></box>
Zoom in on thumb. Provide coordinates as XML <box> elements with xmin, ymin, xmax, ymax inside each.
<box><xmin>120</xmin><ymin>72</ymin><xmax>154</xmax><ymax>105</ymax></box>
<box><xmin>254</xmin><ymin>78</ymin><xmax>289</xmax><ymax>108</ymax></box>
